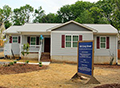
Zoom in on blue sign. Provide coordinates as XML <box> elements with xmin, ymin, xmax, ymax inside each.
<box><xmin>78</xmin><ymin>41</ymin><xmax>93</xmax><ymax>76</ymax></box>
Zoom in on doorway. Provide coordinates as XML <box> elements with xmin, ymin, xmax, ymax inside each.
<box><xmin>44</xmin><ymin>38</ymin><xmax>50</xmax><ymax>52</ymax></box>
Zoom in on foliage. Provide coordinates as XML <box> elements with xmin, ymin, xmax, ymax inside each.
<box><xmin>0</xmin><ymin>5</ymin><xmax>12</xmax><ymax>29</ymax></box>
<box><xmin>39</xmin><ymin>62</ymin><xmax>42</xmax><ymax>64</ymax></box>
<box><xmin>39</xmin><ymin>64</ymin><xmax>42</xmax><ymax>67</ymax></box>
<box><xmin>13</xmin><ymin>60</ymin><xmax>17</xmax><ymax>64</ymax></box>
<box><xmin>75</xmin><ymin>10</ymin><xmax>94</xmax><ymax>24</ymax></box>
<box><xmin>21</xmin><ymin>43</ymin><xmax>30</xmax><ymax>56</ymax></box>
<box><xmin>33</xmin><ymin>6</ymin><xmax>45</xmax><ymax>23</ymax></box>
<box><xmin>25</xmin><ymin>60</ymin><xmax>29</xmax><ymax>64</ymax></box>
<box><xmin>12</xmin><ymin>4</ymin><xmax>34</xmax><ymax>25</ymax></box>
<box><xmin>9</xmin><ymin>62</ymin><xmax>14</xmax><ymax>65</ymax></box>
<box><xmin>39</xmin><ymin>61</ymin><xmax>42</xmax><ymax>67</ymax></box>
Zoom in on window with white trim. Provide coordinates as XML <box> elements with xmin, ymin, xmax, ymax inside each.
<box><xmin>73</xmin><ymin>35</ymin><xmax>78</xmax><ymax>47</ymax></box>
<box><xmin>30</xmin><ymin>37</ymin><xmax>36</xmax><ymax>45</ymax></box>
<box><xmin>12</xmin><ymin>36</ymin><xmax>18</xmax><ymax>43</ymax></box>
<box><xmin>65</xmin><ymin>35</ymin><xmax>78</xmax><ymax>48</ymax></box>
<box><xmin>66</xmin><ymin>35</ymin><xmax>71</xmax><ymax>47</ymax></box>
<box><xmin>100</xmin><ymin>36</ymin><xmax>106</xmax><ymax>48</ymax></box>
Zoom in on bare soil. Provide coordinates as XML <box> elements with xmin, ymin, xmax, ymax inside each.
<box><xmin>0</xmin><ymin>63</ymin><xmax>120</xmax><ymax>88</ymax></box>
<box><xmin>0</xmin><ymin>63</ymin><xmax>48</xmax><ymax>75</ymax></box>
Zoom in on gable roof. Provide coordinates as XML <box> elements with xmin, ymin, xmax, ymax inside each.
<box><xmin>47</xmin><ymin>20</ymin><xmax>97</xmax><ymax>32</ymax></box>
<box><xmin>4</xmin><ymin>20</ymin><xmax>118</xmax><ymax>35</ymax></box>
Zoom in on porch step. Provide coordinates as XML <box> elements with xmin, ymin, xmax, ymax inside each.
<box><xmin>41</xmin><ymin>52</ymin><xmax>51</xmax><ymax>62</ymax></box>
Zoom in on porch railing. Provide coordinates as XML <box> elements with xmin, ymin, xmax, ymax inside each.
<box><xmin>21</xmin><ymin>45</ymin><xmax>40</xmax><ymax>52</ymax></box>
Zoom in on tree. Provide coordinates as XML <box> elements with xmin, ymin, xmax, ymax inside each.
<box><xmin>0</xmin><ymin>5</ymin><xmax>12</xmax><ymax>29</ymax></box>
<box><xmin>40</xmin><ymin>13</ymin><xmax>61</xmax><ymax>23</ymax></box>
<box><xmin>57</xmin><ymin>5</ymin><xmax>74</xmax><ymax>23</ymax></box>
<box><xmin>13</xmin><ymin>4</ymin><xmax>34</xmax><ymax>25</ymax></box>
<box><xmin>90</xmin><ymin>7</ymin><xmax>103</xmax><ymax>24</ymax></box>
<box><xmin>70</xmin><ymin>1</ymin><xmax>94</xmax><ymax>18</ymax></box>
<box><xmin>75</xmin><ymin>10</ymin><xmax>94</xmax><ymax>24</ymax></box>
<box><xmin>33</xmin><ymin>6</ymin><xmax>45</xmax><ymax>23</ymax></box>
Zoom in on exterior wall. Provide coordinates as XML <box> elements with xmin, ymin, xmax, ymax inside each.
<box><xmin>94</xmin><ymin>35</ymin><xmax>118</xmax><ymax>64</ymax></box>
<box><xmin>51</xmin><ymin>31</ymin><xmax>118</xmax><ymax>64</ymax></box>
<box><xmin>51</xmin><ymin>31</ymin><xmax>93</xmax><ymax>62</ymax></box>
<box><xmin>5</xmin><ymin>34</ymin><xmax>20</xmax><ymax>56</ymax></box>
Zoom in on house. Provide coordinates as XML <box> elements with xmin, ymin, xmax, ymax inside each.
<box><xmin>3</xmin><ymin>20</ymin><xmax>118</xmax><ymax>64</ymax></box>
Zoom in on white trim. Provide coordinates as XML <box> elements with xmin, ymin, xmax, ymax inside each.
<box><xmin>65</xmin><ymin>34</ymin><xmax>79</xmax><ymax>48</ymax></box>
<box><xmin>12</xmin><ymin>36</ymin><xmax>18</xmax><ymax>43</ymax></box>
<box><xmin>100</xmin><ymin>36</ymin><xmax>106</xmax><ymax>49</ymax></box>
<box><xmin>47</xmin><ymin>20</ymin><xmax>98</xmax><ymax>32</ymax></box>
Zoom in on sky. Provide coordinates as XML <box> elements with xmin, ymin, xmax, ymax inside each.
<box><xmin>0</xmin><ymin>0</ymin><xmax>99</xmax><ymax>14</ymax></box>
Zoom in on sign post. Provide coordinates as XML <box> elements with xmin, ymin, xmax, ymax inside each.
<box><xmin>72</xmin><ymin>40</ymin><xmax>100</xmax><ymax>84</ymax></box>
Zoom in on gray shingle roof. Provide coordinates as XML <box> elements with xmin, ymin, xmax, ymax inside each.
<box><xmin>84</xmin><ymin>24</ymin><xmax>118</xmax><ymax>34</ymax></box>
<box><xmin>4</xmin><ymin>21</ymin><xmax>118</xmax><ymax>34</ymax></box>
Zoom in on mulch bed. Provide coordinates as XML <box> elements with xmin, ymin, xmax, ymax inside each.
<box><xmin>94</xmin><ymin>83</ymin><xmax>120</xmax><ymax>88</ymax></box>
<box><xmin>94</xmin><ymin>64</ymin><xmax>120</xmax><ymax>69</ymax></box>
<box><xmin>0</xmin><ymin>63</ymin><xmax>48</xmax><ymax>75</ymax></box>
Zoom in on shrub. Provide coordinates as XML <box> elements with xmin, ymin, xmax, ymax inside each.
<box><xmin>25</xmin><ymin>60</ymin><xmax>29</xmax><ymax>64</ymax></box>
<box><xmin>9</xmin><ymin>62</ymin><xmax>14</xmax><ymax>65</ymax></box>
<box><xmin>39</xmin><ymin>64</ymin><xmax>42</xmax><ymax>67</ymax></box>
<box><xmin>39</xmin><ymin>62</ymin><xmax>42</xmax><ymax>65</ymax></box>
<box><xmin>13</xmin><ymin>61</ymin><xmax>17</xmax><ymax>64</ymax></box>
<box><xmin>3</xmin><ymin>64</ymin><xmax>8</xmax><ymax>67</ymax></box>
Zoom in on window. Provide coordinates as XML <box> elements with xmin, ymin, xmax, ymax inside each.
<box><xmin>65</xmin><ymin>35</ymin><xmax>78</xmax><ymax>48</ymax></box>
<box><xmin>12</xmin><ymin>36</ymin><xmax>18</xmax><ymax>43</ymax></box>
<box><xmin>73</xmin><ymin>35</ymin><xmax>78</xmax><ymax>47</ymax></box>
<box><xmin>100</xmin><ymin>37</ymin><xmax>106</xmax><ymax>48</ymax></box>
<box><xmin>66</xmin><ymin>35</ymin><xmax>71</xmax><ymax>47</ymax></box>
<box><xmin>30</xmin><ymin>37</ymin><xmax>36</xmax><ymax>45</ymax></box>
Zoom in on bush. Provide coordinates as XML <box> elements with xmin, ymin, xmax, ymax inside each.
<box><xmin>39</xmin><ymin>62</ymin><xmax>42</xmax><ymax>65</ymax></box>
<box><xmin>39</xmin><ymin>64</ymin><xmax>42</xmax><ymax>67</ymax></box>
<box><xmin>9</xmin><ymin>62</ymin><xmax>14</xmax><ymax>65</ymax></box>
<box><xmin>25</xmin><ymin>60</ymin><xmax>29</xmax><ymax>64</ymax></box>
<box><xmin>13</xmin><ymin>61</ymin><xmax>17</xmax><ymax>64</ymax></box>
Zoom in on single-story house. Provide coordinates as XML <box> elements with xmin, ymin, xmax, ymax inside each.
<box><xmin>3</xmin><ymin>20</ymin><xmax>118</xmax><ymax>64</ymax></box>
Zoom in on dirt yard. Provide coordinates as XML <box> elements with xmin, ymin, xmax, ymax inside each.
<box><xmin>0</xmin><ymin>63</ymin><xmax>120</xmax><ymax>88</ymax></box>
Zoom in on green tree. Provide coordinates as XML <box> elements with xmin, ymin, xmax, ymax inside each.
<box><xmin>90</xmin><ymin>7</ymin><xmax>103</xmax><ymax>24</ymax></box>
<box><xmin>75</xmin><ymin>10</ymin><xmax>94</xmax><ymax>24</ymax></box>
<box><xmin>33</xmin><ymin>6</ymin><xmax>45</xmax><ymax>23</ymax></box>
<box><xmin>41</xmin><ymin>13</ymin><xmax>61</xmax><ymax>23</ymax></box>
<box><xmin>70</xmin><ymin>1</ymin><xmax>94</xmax><ymax>18</ymax></box>
<box><xmin>57</xmin><ymin>5</ymin><xmax>74</xmax><ymax>23</ymax></box>
<box><xmin>0</xmin><ymin>5</ymin><xmax>12</xmax><ymax>29</ymax></box>
<box><xmin>13</xmin><ymin>4</ymin><xmax>34</xmax><ymax>25</ymax></box>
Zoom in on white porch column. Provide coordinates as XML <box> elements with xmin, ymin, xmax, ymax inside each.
<box><xmin>20</xmin><ymin>35</ymin><xmax>22</xmax><ymax>57</ymax></box>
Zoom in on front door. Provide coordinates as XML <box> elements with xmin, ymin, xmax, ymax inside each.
<box><xmin>44</xmin><ymin>38</ymin><xmax>50</xmax><ymax>52</ymax></box>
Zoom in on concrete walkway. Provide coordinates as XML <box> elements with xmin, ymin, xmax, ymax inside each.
<box><xmin>17</xmin><ymin>62</ymin><xmax>50</xmax><ymax>65</ymax></box>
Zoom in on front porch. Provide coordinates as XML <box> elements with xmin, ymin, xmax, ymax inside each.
<box><xmin>19</xmin><ymin>33</ymin><xmax>51</xmax><ymax>62</ymax></box>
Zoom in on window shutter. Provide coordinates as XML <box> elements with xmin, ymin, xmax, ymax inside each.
<box><xmin>27</xmin><ymin>37</ymin><xmax>30</xmax><ymax>44</ymax></box>
<box><xmin>97</xmin><ymin>37</ymin><xmax>100</xmax><ymax>49</ymax></box>
<box><xmin>36</xmin><ymin>37</ymin><xmax>39</xmax><ymax>45</ymax></box>
<box><xmin>18</xmin><ymin>36</ymin><xmax>20</xmax><ymax>43</ymax></box>
<box><xmin>106</xmin><ymin>37</ymin><xmax>109</xmax><ymax>49</ymax></box>
<box><xmin>61</xmin><ymin>35</ymin><xmax>65</xmax><ymax>48</ymax></box>
<box><xmin>79</xmin><ymin>35</ymin><xmax>82</xmax><ymax>41</ymax></box>
<box><xmin>9</xmin><ymin>36</ymin><xmax>12</xmax><ymax>43</ymax></box>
